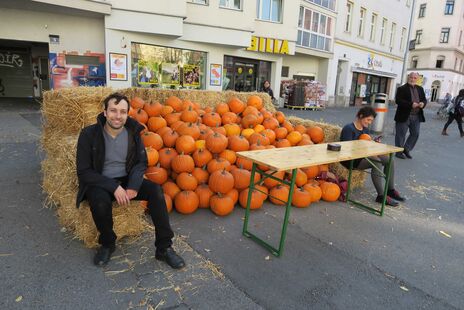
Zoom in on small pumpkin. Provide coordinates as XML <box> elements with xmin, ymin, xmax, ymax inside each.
<box><xmin>174</xmin><ymin>190</ymin><xmax>199</xmax><ymax>214</ymax></box>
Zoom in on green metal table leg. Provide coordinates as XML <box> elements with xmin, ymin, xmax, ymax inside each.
<box><xmin>242</xmin><ymin>167</ymin><xmax>298</xmax><ymax>257</ymax></box>
<box><xmin>345</xmin><ymin>159</ymin><xmax>354</xmax><ymax>202</ymax></box>
<box><xmin>379</xmin><ymin>153</ymin><xmax>394</xmax><ymax>216</ymax></box>
<box><xmin>242</xmin><ymin>162</ymin><xmax>257</xmax><ymax>236</ymax></box>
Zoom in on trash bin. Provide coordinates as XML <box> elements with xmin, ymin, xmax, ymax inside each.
<box><xmin>371</xmin><ymin>93</ymin><xmax>388</xmax><ymax>133</ymax></box>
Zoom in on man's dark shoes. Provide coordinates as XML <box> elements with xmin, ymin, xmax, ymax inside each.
<box><xmin>395</xmin><ymin>152</ymin><xmax>406</xmax><ymax>159</ymax></box>
<box><xmin>156</xmin><ymin>247</ymin><xmax>185</xmax><ymax>269</ymax></box>
<box><xmin>94</xmin><ymin>245</ymin><xmax>115</xmax><ymax>267</ymax></box>
<box><xmin>403</xmin><ymin>149</ymin><xmax>412</xmax><ymax>159</ymax></box>
<box><xmin>388</xmin><ymin>189</ymin><xmax>405</xmax><ymax>202</ymax></box>
<box><xmin>375</xmin><ymin>195</ymin><xmax>399</xmax><ymax>207</ymax></box>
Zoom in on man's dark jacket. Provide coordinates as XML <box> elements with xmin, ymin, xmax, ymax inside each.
<box><xmin>75</xmin><ymin>113</ymin><xmax>147</xmax><ymax>208</ymax></box>
<box><xmin>394</xmin><ymin>83</ymin><xmax>427</xmax><ymax>123</ymax></box>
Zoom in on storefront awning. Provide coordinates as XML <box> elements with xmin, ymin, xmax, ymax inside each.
<box><xmin>351</xmin><ymin>66</ymin><xmax>397</xmax><ymax>78</ymax></box>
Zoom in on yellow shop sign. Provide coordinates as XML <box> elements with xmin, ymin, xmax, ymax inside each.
<box><xmin>246</xmin><ymin>36</ymin><xmax>289</xmax><ymax>55</ymax></box>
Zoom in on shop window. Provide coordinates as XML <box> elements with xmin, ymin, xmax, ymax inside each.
<box><xmin>131</xmin><ymin>43</ymin><xmax>207</xmax><ymax>90</ymax></box>
<box><xmin>418</xmin><ymin>4</ymin><xmax>426</xmax><ymax>18</ymax></box>
<box><xmin>444</xmin><ymin>0</ymin><xmax>454</xmax><ymax>15</ymax></box>
<box><xmin>258</xmin><ymin>0</ymin><xmax>282</xmax><ymax>22</ymax></box>
<box><xmin>440</xmin><ymin>28</ymin><xmax>450</xmax><ymax>43</ymax></box>
<box><xmin>436</xmin><ymin>56</ymin><xmax>445</xmax><ymax>68</ymax></box>
<box><xmin>220</xmin><ymin>0</ymin><xmax>241</xmax><ymax>10</ymax></box>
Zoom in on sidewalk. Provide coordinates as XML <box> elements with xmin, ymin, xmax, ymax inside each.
<box><xmin>1</xmin><ymin>99</ymin><xmax>462</xmax><ymax>309</ymax></box>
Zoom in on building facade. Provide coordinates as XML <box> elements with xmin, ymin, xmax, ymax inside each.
<box><xmin>407</xmin><ymin>0</ymin><xmax>464</xmax><ymax>101</ymax></box>
<box><xmin>0</xmin><ymin>0</ymin><xmax>337</xmax><ymax>103</ymax></box>
<box><xmin>328</xmin><ymin>0</ymin><xmax>413</xmax><ymax>106</ymax></box>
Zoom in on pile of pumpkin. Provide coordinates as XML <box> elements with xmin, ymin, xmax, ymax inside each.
<box><xmin>130</xmin><ymin>95</ymin><xmax>342</xmax><ymax>216</ymax></box>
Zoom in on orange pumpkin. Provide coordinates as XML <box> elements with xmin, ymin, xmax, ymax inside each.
<box><xmin>175</xmin><ymin>135</ymin><xmax>196</xmax><ymax>155</ymax></box>
<box><xmin>359</xmin><ymin>133</ymin><xmax>372</xmax><ymax>140</ymax></box>
<box><xmin>162</xmin><ymin>181</ymin><xmax>181</xmax><ymax>200</ymax></box>
<box><xmin>247</xmin><ymin>95</ymin><xmax>264</xmax><ymax>110</ymax></box>
<box><xmin>292</xmin><ymin>188</ymin><xmax>312</xmax><ymax>208</ymax></box>
<box><xmin>147</xmin><ymin>116</ymin><xmax>167</xmax><ymax>132</ymax></box>
<box><xmin>228</xmin><ymin>97</ymin><xmax>246</xmax><ymax>114</ymax></box>
<box><xmin>307</xmin><ymin>126</ymin><xmax>325</xmax><ymax>143</ymax></box>
<box><xmin>210</xmin><ymin>194</ymin><xmax>235</xmax><ymax>216</ymax></box>
<box><xmin>238</xmin><ymin>188</ymin><xmax>264</xmax><ymax>210</ymax></box>
<box><xmin>195</xmin><ymin>184</ymin><xmax>213</xmax><ymax>208</ymax></box>
<box><xmin>165</xmin><ymin>96</ymin><xmax>183</xmax><ymax>112</ymax></box>
<box><xmin>208</xmin><ymin>169</ymin><xmax>234</xmax><ymax>194</ymax></box>
<box><xmin>171</xmin><ymin>153</ymin><xmax>195</xmax><ymax>173</ymax></box>
<box><xmin>141</xmin><ymin>132</ymin><xmax>163</xmax><ymax>150</ymax></box>
<box><xmin>320</xmin><ymin>182</ymin><xmax>341</xmax><ymax>202</ymax></box>
<box><xmin>145</xmin><ymin>165</ymin><xmax>167</xmax><ymax>184</ymax></box>
<box><xmin>176</xmin><ymin>172</ymin><xmax>198</xmax><ymax>191</ymax></box>
<box><xmin>206</xmin><ymin>132</ymin><xmax>228</xmax><ymax>154</ymax></box>
<box><xmin>158</xmin><ymin>147</ymin><xmax>178</xmax><ymax>169</ymax></box>
<box><xmin>130</xmin><ymin>97</ymin><xmax>145</xmax><ymax>109</ymax></box>
<box><xmin>145</xmin><ymin>147</ymin><xmax>159</xmax><ymax>167</ymax></box>
<box><xmin>192</xmin><ymin>148</ymin><xmax>213</xmax><ymax>167</ymax></box>
<box><xmin>143</xmin><ymin>101</ymin><xmax>162</xmax><ymax>117</ymax></box>
<box><xmin>269</xmin><ymin>185</ymin><xmax>289</xmax><ymax>205</ymax></box>
<box><xmin>303</xmin><ymin>183</ymin><xmax>322</xmax><ymax>202</ymax></box>
<box><xmin>174</xmin><ymin>190</ymin><xmax>199</xmax><ymax>214</ymax></box>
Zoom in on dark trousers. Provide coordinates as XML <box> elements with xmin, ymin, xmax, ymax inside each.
<box><xmin>443</xmin><ymin>112</ymin><xmax>463</xmax><ymax>134</ymax></box>
<box><xmin>356</xmin><ymin>155</ymin><xmax>394</xmax><ymax>195</ymax></box>
<box><xmin>395</xmin><ymin>114</ymin><xmax>421</xmax><ymax>152</ymax></box>
<box><xmin>85</xmin><ymin>178</ymin><xmax>173</xmax><ymax>250</ymax></box>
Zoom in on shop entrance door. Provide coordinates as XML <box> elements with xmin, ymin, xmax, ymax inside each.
<box><xmin>233</xmin><ymin>61</ymin><xmax>258</xmax><ymax>92</ymax></box>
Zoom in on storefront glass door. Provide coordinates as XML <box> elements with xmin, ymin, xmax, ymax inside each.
<box><xmin>224</xmin><ymin>56</ymin><xmax>271</xmax><ymax>92</ymax></box>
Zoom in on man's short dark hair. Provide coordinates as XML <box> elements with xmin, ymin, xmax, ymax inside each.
<box><xmin>356</xmin><ymin>106</ymin><xmax>377</xmax><ymax>119</ymax></box>
<box><xmin>103</xmin><ymin>93</ymin><xmax>130</xmax><ymax>110</ymax></box>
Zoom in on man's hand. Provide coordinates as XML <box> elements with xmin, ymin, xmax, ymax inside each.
<box><xmin>412</xmin><ymin>102</ymin><xmax>420</xmax><ymax>109</ymax></box>
<box><xmin>114</xmin><ymin>185</ymin><xmax>130</xmax><ymax>206</ymax></box>
<box><xmin>419</xmin><ymin>102</ymin><xmax>425</xmax><ymax>108</ymax></box>
<box><xmin>126</xmin><ymin>189</ymin><xmax>138</xmax><ymax>200</ymax></box>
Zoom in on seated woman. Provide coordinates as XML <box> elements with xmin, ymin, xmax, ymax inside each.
<box><xmin>340</xmin><ymin>106</ymin><xmax>405</xmax><ymax>207</ymax></box>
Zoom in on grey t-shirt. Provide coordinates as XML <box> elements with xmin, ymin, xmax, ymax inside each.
<box><xmin>102</xmin><ymin>127</ymin><xmax>128</xmax><ymax>179</ymax></box>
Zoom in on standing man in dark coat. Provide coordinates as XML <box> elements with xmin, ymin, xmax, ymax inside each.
<box><xmin>76</xmin><ymin>93</ymin><xmax>185</xmax><ymax>269</ymax></box>
<box><xmin>394</xmin><ymin>72</ymin><xmax>427</xmax><ymax>159</ymax></box>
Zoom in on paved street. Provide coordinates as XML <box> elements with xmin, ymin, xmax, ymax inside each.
<box><xmin>0</xmin><ymin>98</ymin><xmax>463</xmax><ymax>309</ymax></box>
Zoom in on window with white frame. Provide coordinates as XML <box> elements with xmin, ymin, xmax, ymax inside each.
<box><xmin>460</xmin><ymin>59</ymin><xmax>463</xmax><ymax>72</ymax></box>
<box><xmin>304</xmin><ymin>0</ymin><xmax>336</xmax><ymax>11</ymax></box>
<box><xmin>345</xmin><ymin>1</ymin><xmax>353</xmax><ymax>32</ymax></box>
<box><xmin>454</xmin><ymin>57</ymin><xmax>458</xmax><ymax>70</ymax></box>
<box><xmin>411</xmin><ymin>56</ymin><xmax>418</xmax><ymax>68</ymax></box>
<box><xmin>436</xmin><ymin>55</ymin><xmax>445</xmax><ymax>68</ymax></box>
<box><xmin>369</xmin><ymin>13</ymin><xmax>377</xmax><ymax>42</ymax></box>
<box><xmin>406</xmin><ymin>0</ymin><xmax>411</xmax><ymax>7</ymax></box>
<box><xmin>358</xmin><ymin>8</ymin><xmax>366</xmax><ymax>37</ymax></box>
<box><xmin>400</xmin><ymin>27</ymin><xmax>406</xmax><ymax>51</ymax></box>
<box><xmin>258</xmin><ymin>0</ymin><xmax>282</xmax><ymax>22</ymax></box>
<box><xmin>189</xmin><ymin>0</ymin><xmax>208</xmax><ymax>4</ymax></box>
<box><xmin>219</xmin><ymin>0</ymin><xmax>241</xmax><ymax>10</ymax></box>
<box><xmin>380</xmin><ymin>18</ymin><xmax>387</xmax><ymax>45</ymax></box>
<box><xmin>415</xmin><ymin>29</ymin><xmax>422</xmax><ymax>44</ymax></box>
<box><xmin>389</xmin><ymin>22</ymin><xmax>396</xmax><ymax>49</ymax></box>
<box><xmin>445</xmin><ymin>0</ymin><xmax>454</xmax><ymax>15</ymax></box>
<box><xmin>459</xmin><ymin>30</ymin><xmax>462</xmax><ymax>46</ymax></box>
<box><xmin>297</xmin><ymin>6</ymin><xmax>333</xmax><ymax>51</ymax></box>
<box><xmin>440</xmin><ymin>27</ymin><xmax>450</xmax><ymax>43</ymax></box>
<box><xmin>418</xmin><ymin>3</ymin><xmax>426</xmax><ymax>18</ymax></box>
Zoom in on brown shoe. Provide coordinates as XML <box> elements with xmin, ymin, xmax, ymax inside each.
<box><xmin>442</xmin><ymin>130</ymin><xmax>448</xmax><ymax>136</ymax></box>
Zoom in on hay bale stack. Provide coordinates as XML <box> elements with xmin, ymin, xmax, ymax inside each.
<box><xmin>287</xmin><ymin>116</ymin><xmax>366</xmax><ymax>189</ymax></box>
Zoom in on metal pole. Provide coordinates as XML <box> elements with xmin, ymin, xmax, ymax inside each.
<box><xmin>401</xmin><ymin>0</ymin><xmax>416</xmax><ymax>85</ymax></box>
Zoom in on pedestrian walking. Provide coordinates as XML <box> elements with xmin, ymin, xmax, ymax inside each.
<box><xmin>340</xmin><ymin>106</ymin><xmax>405</xmax><ymax>207</ymax></box>
<box><xmin>442</xmin><ymin>89</ymin><xmax>464</xmax><ymax>137</ymax></box>
<box><xmin>394</xmin><ymin>72</ymin><xmax>427</xmax><ymax>159</ymax></box>
<box><xmin>76</xmin><ymin>93</ymin><xmax>185</xmax><ymax>269</ymax></box>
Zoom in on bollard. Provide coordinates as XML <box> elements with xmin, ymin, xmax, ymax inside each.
<box><xmin>371</xmin><ymin>93</ymin><xmax>388</xmax><ymax>133</ymax></box>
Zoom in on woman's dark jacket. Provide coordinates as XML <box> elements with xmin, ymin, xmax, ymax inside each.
<box><xmin>394</xmin><ymin>83</ymin><xmax>427</xmax><ymax>123</ymax></box>
<box><xmin>75</xmin><ymin>113</ymin><xmax>147</xmax><ymax>208</ymax></box>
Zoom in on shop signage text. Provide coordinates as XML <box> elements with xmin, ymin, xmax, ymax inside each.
<box><xmin>0</xmin><ymin>52</ymin><xmax>24</xmax><ymax>68</ymax></box>
<box><xmin>247</xmin><ymin>36</ymin><xmax>289</xmax><ymax>55</ymax></box>
<box><xmin>432</xmin><ymin>74</ymin><xmax>445</xmax><ymax>79</ymax></box>
<box><xmin>367</xmin><ymin>53</ymin><xmax>382</xmax><ymax>69</ymax></box>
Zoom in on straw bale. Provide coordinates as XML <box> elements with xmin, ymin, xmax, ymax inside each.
<box><xmin>286</xmin><ymin>116</ymin><xmax>366</xmax><ymax>188</ymax></box>
<box><xmin>42</xmin><ymin>87</ymin><xmax>112</xmax><ymax>135</ymax></box>
<box><xmin>57</xmin><ymin>197</ymin><xmax>151</xmax><ymax>248</ymax></box>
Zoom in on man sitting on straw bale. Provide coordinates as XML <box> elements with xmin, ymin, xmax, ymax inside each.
<box><xmin>76</xmin><ymin>93</ymin><xmax>185</xmax><ymax>269</ymax></box>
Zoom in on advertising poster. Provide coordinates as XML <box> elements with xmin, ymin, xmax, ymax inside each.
<box><xmin>210</xmin><ymin>64</ymin><xmax>222</xmax><ymax>86</ymax></box>
<box><xmin>183</xmin><ymin>64</ymin><xmax>200</xmax><ymax>87</ymax></box>
<box><xmin>161</xmin><ymin>63</ymin><xmax>180</xmax><ymax>85</ymax></box>
<box><xmin>109</xmin><ymin>53</ymin><xmax>127</xmax><ymax>81</ymax></box>
<box><xmin>138</xmin><ymin>60</ymin><xmax>159</xmax><ymax>85</ymax></box>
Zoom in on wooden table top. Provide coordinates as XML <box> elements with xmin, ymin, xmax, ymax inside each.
<box><xmin>236</xmin><ymin>140</ymin><xmax>403</xmax><ymax>171</ymax></box>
